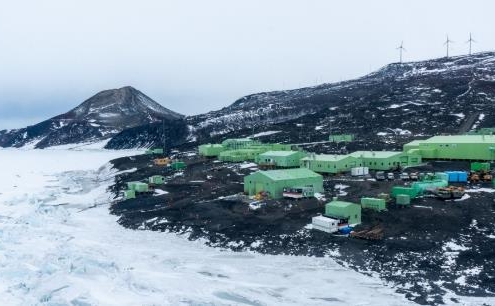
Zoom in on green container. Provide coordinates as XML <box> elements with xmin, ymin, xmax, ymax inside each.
<box><xmin>396</xmin><ymin>194</ymin><xmax>410</xmax><ymax>205</ymax></box>
<box><xmin>435</xmin><ymin>172</ymin><xmax>449</xmax><ymax>182</ymax></box>
<box><xmin>360</xmin><ymin>197</ymin><xmax>386</xmax><ymax>211</ymax></box>
<box><xmin>149</xmin><ymin>175</ymin><xmax>166</xmax><ymax>185</ymax></box>
<box><xmin>145</xmin><ymin>148</ymin><xmax>164</xmax><ymax>155</ymax></box>
<box><xmin>171</xmin><ymin>161</ymin><xmax>186</xmax><ymax>170</ymax></box>
<box><xmin>471</xmin><ymin>162</ymin><xmax>490</xmax><ymax>172</ymax></box>
<box><xmin>127</xmin><ymin>182</ymin><xmax>138</xmax><ymax>190</ymax></box>
<box><xmin>125</xmin><ymin>190</ymin><xmax>136</xmax><ymax>199</ymax></box>
<box><xmin>411</xmin><ymin>180</ymin><xmax>448</xmax><ymax>193</ymax></box>
<box><xmin>391</xmin><ymin>186</ymin><xmax>418</xmax><ymax>198</ymax></box>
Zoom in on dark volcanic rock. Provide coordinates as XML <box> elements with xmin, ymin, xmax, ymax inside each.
<box><xmin>188</xmin><ymin>52</ymin><xmax>495</xmax><ymax>145</ymax></box>
<box><xmin>109</xmin><ymin>155</ymin><xmax>495</xmax><ymax>305</ymax></box>
<box><xmin>0</xmin><ymin>86</ymin><xmax>185</xmax><ymax>148</ymax></box>
<box><xmin>104</xmin><ymin>120</ymin><xmax>189</xmax><ymax>150</ymax></box>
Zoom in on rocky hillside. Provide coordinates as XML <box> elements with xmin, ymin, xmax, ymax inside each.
<box><xmin>0</xmin><ymin>86</ymin><xmax>184</xmax><ymax>148</ymax></box>
<box><xmin>2</xmin><ymin>52</ymin><xmax>495</xmax><ymax>150</ymax></box>
<box><xmin>189</xmin><ymin>52</ymin><xmax>495</xmax><ymax>149</ymax></box>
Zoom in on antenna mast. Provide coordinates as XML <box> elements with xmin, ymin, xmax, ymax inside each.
<box><xmin>444</xmin><ymin>35</ymin><xmax>453</xmax><ymax>58</ymax></box>
<box><xmin>396</xmin><ymin>41</ymin><xmax>406</xmax><ymax>63</ymax></box>
<box><xmin>466</xmin><ymin>33</ymin><xmax>476</xmax><ymax>55</ymax></box>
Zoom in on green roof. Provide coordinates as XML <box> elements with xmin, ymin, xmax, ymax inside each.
<box><xmin>419</xmin><ymin>135</ymin><xmax>495</xmax><ymax>144</ymax></box>
<box><xmin>348</xmin><ymin>151</ymin><xmax>403</xmax><ymax>158</ymax></box>
<box><xmin>327</xmin><ymin>200</ymin><xmax>357</xmax><ymax>208</ymax></box>
<box><xmin>256</xmin><ymin>168</ymin><xmax>322</xmax><ymax>181</ymax></box>
<box><xmin>258</xmin><ymin>150</ymin><xmax>300</xmax><ymax>157</ymax></box>
<box><xmin>300</xmin><ymin>154</ymin><xmax>352</xmax><ymax>162</ymax></box>
<box><xmin>404</xmin><ymin>140</ymin><xmax>422</xmax><ymax>146</ymax></box>
<box><xmin>199</xmin><ymin>143</ymin><xmax>223</xmax><ymax>148</ymax></box>
<box><xmin>223</xmin><ymin>138</ymin><xmax>253</xmax><ymax>143</ymax></box>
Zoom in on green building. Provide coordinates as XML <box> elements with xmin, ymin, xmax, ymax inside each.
<box><xmin>219</xmin><ymin>149</ymin><xmax>264</xmax><ymax>162</ymax></box>
<box><xmin>403</xmin><ymin>135</ymin><xmax>495</xmax><ymax>161</ymax></box>
<box><xmin>221</xmin><ymin>138</ymin><xmax>257</xmax><ymax>150</ymax></box>
<box><xmin>324</xmin><ymin>200</ymin><xmax>361</xmax><ymax>225</ymax></box>
<box><xmin>255</xmin><ymin>150</ymin><xmax>307</xmax><ymax>168</ymax></box>
<box><xmin>244</xmin><ymin>168</ymin><xmax>323</xmax><ymax>199</ymax></box>
<box><xmin>300</xmin><ymin>154</ymin><xmax>361</xmax><ymax>174</ymax></box>
<box><xmin>348</xmin><ymin>151</ymin><xmax>422</xmax><ymax>170</ymax></box>
<box><xmin>198</xmin><ymin>144</ymin><xmax>225</xmax><ymax>157</ymax></box>
<box><xmin>329</xmin><ymin>134</ymin><xmax>354</xmax><ymax>143</ymax></box>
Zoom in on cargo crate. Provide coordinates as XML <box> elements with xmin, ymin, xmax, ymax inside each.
<box><xmin>360</xmin><ymin>197</ymin><xmax>386</xmax><ymax>211</ymax></box>
<box><xmin>396</xmin><ymin>194</ymin><xmax>410</xmax><ymax>205</ymax></box>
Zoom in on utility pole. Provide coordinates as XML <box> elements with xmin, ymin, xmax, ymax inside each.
<box><xmin>466</xmin><ymin>33</ymin><xmax>476</xmax><ymax>55</ymax></box>
<box><xmin>396</xmin><ymin>41</ymin><xmax>406</xmax><ymax>63</ymax></box>
<box><xmin>444</xmin><ymin>35</ymin><xmax>453</xmax><ymax>58</ymax></box>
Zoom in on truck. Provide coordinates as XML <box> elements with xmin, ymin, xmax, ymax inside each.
<box><xmin>376</xmin><ymin>171</ymin><xmax>386</xmax><ymax>181</ymax></box>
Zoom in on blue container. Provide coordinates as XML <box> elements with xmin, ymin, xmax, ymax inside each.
<box><xmin>445</xmin><ymin>171</ymin><xmax>458</xmax><ymax>182</ymax></box>
<box><xmin>456</xmin><ymin>171</ymin><xmax>468</xmax><ymax>183</ymax></box>
<box><xmin>339</xmin><ymin>226</ymin><xmax>352</xmax><ymax>235</ymax></box>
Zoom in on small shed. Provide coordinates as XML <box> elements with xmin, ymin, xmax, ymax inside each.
<box><xmin>198</xmin><ymin>144</ymin><xmax>225</xmax><ymax>157</ymax></box>
<box><xmin>300</xmin><ymin>154</ymin><xmax>361</xmax><ymax>174</ymax></box>
<box><xmin>255</xmin><ymin>150</ymin><xmax>307</xmax><ymax>168</ymax></box>
<box><xmin>324</xmin><ymin>200</ymin><xmax>361</xmax><ymax>225</ymax></box>
<box><xmin>244</xmin><ymin>168</ymin><xmax>323</xmax><ymax>199</ymax></box>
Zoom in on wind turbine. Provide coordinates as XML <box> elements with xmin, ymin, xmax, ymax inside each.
<box><xmin>397</xmin><ymin>41</ymin><xmax>406</xmax><ymax>63</ymax></box>
<box><xmin>444</xmin><ymin>35</ymin><xmax>453</xmax><ymax>58</ymax></box>
<box><xmin>466</xmin><ymin>33</ymin><xmax>476</xmax><ymax>55</ymax></box>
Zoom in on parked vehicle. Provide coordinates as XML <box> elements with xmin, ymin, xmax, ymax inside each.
<box><xmin>387</xmin><ymin>173</ymin><xmax>395</xmax><ymax>180</ymax></box>
<box><xmin>409</xmin><ymin>172</ymin><xmax>419</xmax><ymax>180</ymax></box>
<box><xmin>400</xmin><ymin>172</ymin><xmax>410</xmax><ymax>180</ymax></box>
<box><xmin>376</xmin><ymin>171</ymin><xmax>386</xmax><ymax>181</ymax></box>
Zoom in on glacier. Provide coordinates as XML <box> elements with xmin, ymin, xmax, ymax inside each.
<box><xmin>0</xmin><ymin>148</ymin><xmax>416</xmax><ymax>305</ymax></box>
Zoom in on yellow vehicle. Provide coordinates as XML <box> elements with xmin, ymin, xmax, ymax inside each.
<box><xmin>153</xmin><ymin>158</ymin><xmax>171</xmax><ymax>166</ymax></box>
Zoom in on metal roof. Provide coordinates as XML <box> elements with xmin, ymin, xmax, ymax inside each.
<box><xmin>326</xmin><ymin>200</ymin><xmax>358</xmax><ymax>208</ymax></box>
<box><xmin>419</xmin><ymin>135</ymin><xmax>495</xmax><ymax>144</ymax></box>
<box><xmin>258</xmin><ymin>150</ymin><xmax>300</xmax><ymax>157</ymax></box>
<box><xmin>300</xmin><ymin>154</ymin><xmax>352</xmax><ymax>162</ymax></box>
<box><xmin>256</xmin><ymin>168</ymin><xmax>322</xmax><ymax>181</ymax></box>
<box><xmin>348</xmin><ymin>151</ymin><xmax>403</xmax><ymax>158</ymax></box>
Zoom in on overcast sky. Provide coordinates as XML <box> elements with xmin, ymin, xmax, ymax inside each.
<box><xmin>1</xmin><ymin>0</ymin><xmax>494</xmax><ymax>129</ymax></box>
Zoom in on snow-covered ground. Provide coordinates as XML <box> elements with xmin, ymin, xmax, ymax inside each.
<box><xmin>0</xmin><ymin>148</ymin><xmax>414</xmax><ymax>305</ymax></box>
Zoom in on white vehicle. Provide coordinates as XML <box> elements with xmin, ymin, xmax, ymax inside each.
<box><xmin>400</xmin><ymin>172</ymin><xmax>410</xmax><ymax>180</ymax></box>
<box><xmin>387</xmin><ymin>173</ymin><xmax>395</xmax><ymax>180</ymax></box>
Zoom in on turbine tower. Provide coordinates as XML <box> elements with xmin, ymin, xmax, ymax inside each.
<box><xmin>444</xmin><ymin>35</ymin><xmax>453</xmax><ymax>58</ymax></box>
<box><xmin>466</xmin><ymin>33</ymin><xmax>476</xmax><ymax>55</ymax></box>
<box><xmin>397</xmin><ymin>41</ymin><xmax>406</xmax><ymax>63</ymax></box>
